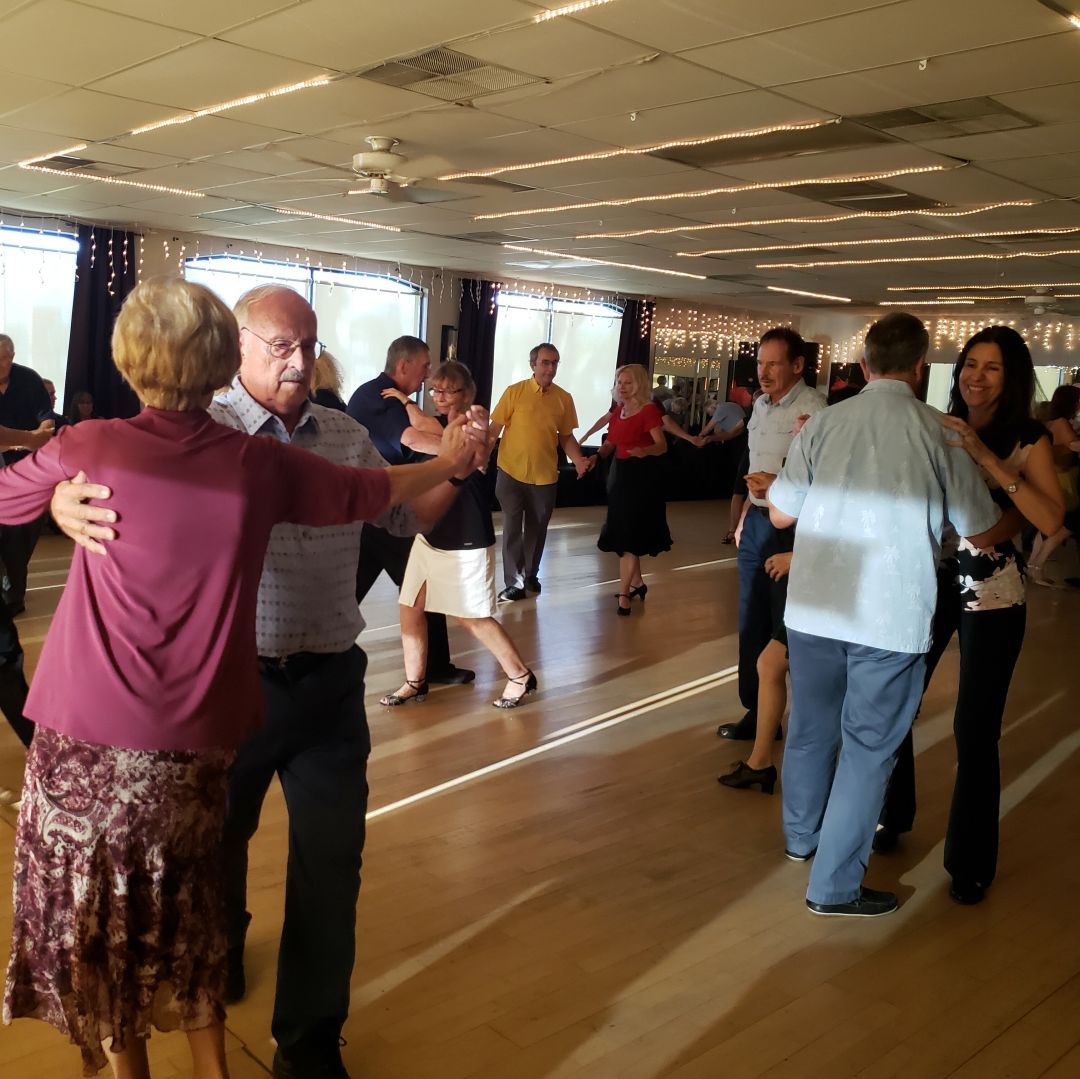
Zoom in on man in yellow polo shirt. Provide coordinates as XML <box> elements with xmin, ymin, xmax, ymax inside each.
<box><xmin>490</xmin><ymin>342</ymin><xmax>593</xmax><ymax>601</ymax></box>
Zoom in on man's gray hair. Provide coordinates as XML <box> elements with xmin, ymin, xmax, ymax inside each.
<box><xmin>529</xmin><ymin>342</ymin><xmax>559</xmax><ymax>366</ymax></box>
<box><xmin>384</xmin><ymin>335</ymin><xmax>429</xmax><ymax>375</ymax></box>
<box><xmin>864</xmin><ymin>313</ymin><xmax>929</xmax><ymax>375</ymax></box>
<box><xmin>0</xmin><ymin>334</ymin><xmax>13</xmax><ymax>356</ymax></box>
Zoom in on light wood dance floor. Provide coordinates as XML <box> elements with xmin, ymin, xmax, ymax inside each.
<box><xmin>2</xmin><ymin>501</ymin><xmax>1079</xmax><ymax>1078</ymax></box>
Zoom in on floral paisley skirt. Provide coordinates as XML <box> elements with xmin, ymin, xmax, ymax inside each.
<box><xmin>3</xmin><ymin>727</ymin><xmax>234</xmax><ymax>1075</ymax></box>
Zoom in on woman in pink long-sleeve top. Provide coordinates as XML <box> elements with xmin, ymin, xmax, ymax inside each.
<box><xmin>0</xmin><ymin>278</ymin><xmax>468</xmax><ymax>1079</ymax></box>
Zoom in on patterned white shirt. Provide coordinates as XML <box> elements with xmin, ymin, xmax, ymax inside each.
<box><xmin>769</xmin><ymin>380</ymin><xmax>999</xmax><ymax>653</ymax></box>
<box><xmin>209</xmin><ymin>379</ymin><xmax>418</xmax><ymax>657</ymax></box>
<box><xmin>746</xmin><ymin>379</ymin><xmax>826</xmax><ymax>506</ymax></box>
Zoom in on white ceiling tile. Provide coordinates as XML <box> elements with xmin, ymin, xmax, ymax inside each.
<box><xmin>984</xmin><ymin>154</ymin><xmax>1080</xmax><ymax>183</ymax></box>
<box><xmin>995</xmin><ymin>83</ymin><xmax>1080</xmax><ymax>126</ymax></box>
<box><xmin>219</xmin><ymin>0</ymin><xmax>537</xmax><ymax>71</ymax></box>
<box><xmin>486</xmin><ymin>56</ymin><xmax>749</xmax><ymax>127</ymax></box>
<box><xmin>1</xmin><ymin>90</ymin><xmax>176</xmax><ymax>142</ymax></box>
<box><xmin>76</xmin><ymin>0</ymin><xmax>298</xmax><ymax>36</ymax></box>
<box><xmin>0</xmin><ymin>126</ymin><xmax>94</xmax><ymax>165</ymax></box>
<box><xmin>0</xmin><ymin>1</ymin><xmax>195</xmax><ymax>85</ymax></box>
<box><xmin>683</xmin><ymin>0</ymin><xmax>1067</xmax><ymax>85</ymax></box>
<box><xmin>917</xmin><ymin>122</ymin><xmax>1080</xmax><ymax>163</ymax></box>
<box><xmin>90</xmin><ymin>40</ymin><xmax>331</xmax><ymax>111</ymax></box>
<box><xmin>0</xmin><ymin>75</ymin><xmax>71</xmax><ymax>118</ymax></box>
<box><xmin>109</xmin><ymin>116</ymin><xmax>298</xmax><ymax>160</ymax></box>
<box><xmin>457</xmin><ymin>20</ymin><xmax>653</xmax><ymax>81</ymax></box>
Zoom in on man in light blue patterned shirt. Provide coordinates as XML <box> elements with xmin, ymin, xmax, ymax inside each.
<box><xmin>768</xmin><ymin>313</ymin><xmax>999</xmax><ymax>919</ymax></box>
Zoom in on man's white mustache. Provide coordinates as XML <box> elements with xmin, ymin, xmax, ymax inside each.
<box><xmin>279</xmin><ymin>369</ymin><xmax>306</xmax><ymax>383</ymax></box>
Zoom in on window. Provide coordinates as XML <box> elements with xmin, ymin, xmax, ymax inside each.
<box><xmin>0</xmin><ymin>227</ymin><xmax>79</xmax><ymax>408</ymax></box>
<box><xmin>493</xmin><ymin>293</ymin><xmax>622</xmax><ymax>445</ymax></box>
<box><xmin>184</xmin><ymin>256</ymin><xmax>424</xmax><ymax>398</ymax></box>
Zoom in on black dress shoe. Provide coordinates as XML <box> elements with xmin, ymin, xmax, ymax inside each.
<box><xmin>273</xmin><ymin>1040</ymin><xmax>350</xmax><ymax>1079</ymax></box>
<box><xmin>718</xmin><ymin>761</ymin><xmax>777</xmax><ymax>794</ymax></box>
<box><xmin>428</xmin><ymin>666</ymin><xmax>475</xmax><ymax>686</ymax></box>
<box><xmin>784</xmin><ymin>847</ymin><xmax>816</xmax><ymax>862</ymax></box>
<box><xmin>524</xmin><ymin>576</ymin><xmax>541</xmax><ymax>594</ymax></box>
<box><xmin>872</xmin><ymin>827</ymin><xmax>901</xmax><ymax>854</ymax></box>
<box><xmin>949</xmin><ymin>878</ymin><xmax>987</xmax><ymax>905</ymax></box>
<box><xmin>223</xmin><ymin>945</ymin><xmax>245</xmax><ymax>1004</ymax></box>
<box><xmin>807</xmin><ymin>886</ymin><xmax>898</xmax><ymax>918</ymax></box>
<box><xmin>716</xmin><ymin>713</ymin><xmax>756</xmax><ymax>740</ymax></box>
<box><xmin>498</xmin><ymin>586</ymin><xmax>527</xmax><ymax>602</ymax></box>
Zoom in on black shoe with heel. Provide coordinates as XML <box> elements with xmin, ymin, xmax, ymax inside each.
<box><xmin>628</xmin><ymin>583</ymin><xmax>648</xmax><ymax>601</ymax></box>
<box><xmin>615</xmin><ymin>593</ymin><xmax>632</xmax><ymax>616</ymax></box>
<box><xmin>493</xmin><ymin>669</ymin><xmax>537</xmax><ymax>709</ymax></box>
<box><xmin>718</xmin><ymin>760</ymin><xmax>777</xmax><ymax>794</ymax></box>
<box><xmin>380</xmin><ymin>678</ymin><xmax>428</xmax><ymax>707</ymax></box>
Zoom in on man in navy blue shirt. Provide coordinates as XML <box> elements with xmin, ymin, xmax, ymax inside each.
<box><xmin>348</xmin><ymin>336</ymin><xmax>474</xmax><ymax>684</ymax></box>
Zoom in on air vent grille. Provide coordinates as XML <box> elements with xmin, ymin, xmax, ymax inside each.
<box><xmin>36</xmin><ymin>155</ymin><xmax>135</xmax><ymax>178</ymax></box>
<box><xmin>360</xmin><ymin>48</ymin><xmax>541</xmax><ymax>102</ymax></box>
<box><xmin>856</xmin><ymin>97</ymin><xmax>1034</xmax><ymax>140</ymax></box>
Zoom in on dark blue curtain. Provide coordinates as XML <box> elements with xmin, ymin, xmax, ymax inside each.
<box><xmin>456</xmin><ymin>278</ymin><xmax>499</xmax><ymax>408</ymax></box>
<box><xmin>65</xmin><ymin>225</ymin><xmax>140</xmax><ymax>419</ymax></box>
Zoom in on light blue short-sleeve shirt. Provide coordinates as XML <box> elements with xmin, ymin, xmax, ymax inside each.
<box><xmin>769</xmin><ymin>379</ymin><xmax>999</xmax><ymax>654</ymax></box>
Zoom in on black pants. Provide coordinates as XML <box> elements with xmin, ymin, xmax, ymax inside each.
<box><xmin>0</xmin><ymin>595</ymin><xmax>31</xmax><ymax>747</ymax></box>
<box><xmin>0</xmin><ymin>519</ymin><xmax>40</xmax><ymax>608</ymax></box>
<box><xmin>881</xmin><ymin>576</ymin><xmax>1026</xmax><ymax>885</ymax></box>
<box><xmin>221</xmin><ymin>647</ymin><xmax>370</xmax><ymax>1050</ymax></box>
<box><xmin>354</xmin><ymin>523</ymin><xmax>454</xmax><ymax>675</ymax></box>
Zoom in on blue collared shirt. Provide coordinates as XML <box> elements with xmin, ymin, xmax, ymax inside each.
<box><xmin>747</xmin><ymin>379</ymin><xmax>826</xmax><ymax>506</ymax></box>
<box><xmin>769</xmin><ymin>379</ymin><xmax>999</xmax><ymax>653</ymax></box>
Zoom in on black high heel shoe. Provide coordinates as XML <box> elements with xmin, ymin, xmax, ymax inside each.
<box><xmin>628</xmin><ymin>583</ymin><xmax>648</xmax><ymax>601</ymax></box>
<box><xmin>380</xmin><ymin>678</ymin><xmax>428</xmax><ymax>706</ymax></box>
<box><xmin>717</xmin><ymin>760</ymin><xmax>777</xmax><ymax>794</ymax></box>
<box><xmin>615</xmin><ymin>593</ymin><xmax>632</xmax><ymax>616</ymax></box>
<box><xmin>493</xmin><ymin>669</ymin><xmax>537</xmax><ymax>709</ymax></box>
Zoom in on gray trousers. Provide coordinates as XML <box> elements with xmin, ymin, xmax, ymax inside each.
<box><xmin>495</xmin><ymin>468</ymin><xmax>558</xmax><ymax>589</ymax></box>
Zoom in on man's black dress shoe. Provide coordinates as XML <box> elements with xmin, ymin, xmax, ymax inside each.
<box><xmin>498</xmin><ymin>586</ymin><xmax>527</xmax><ymax>602</ymax></box>
<box><xmin>717</xmin><ymin>713</ymin><xmax>782</xmax><ymax>741</ymax></box>
<box><xmin>428</xmin><ymin>666</ymin><xmax>475</xmax><ymax>686</ymax></box>
<box><xmin>223</xmin><ymin>945</ymin><xmax>245</xmax><ymax>1004</ymax></box>
<box><xmin>949</xmin><ymin>878</ymin><xmax>987</xmax><ymax>905</ymax></box>
<box><xmin>524</xmin><ymin>576</ymin><xmax>541</xmax><ymax>594</ymax></box>
<box><xmin>807</xmin><ymin>886</ymin><xmax>898</xmax><ymax>918</ymax></box>
<box><xmin>872</xmin><ymin>827</ymin><xmax>901</xmax><ymax>854</ymax></box>
<box><xmin>273</xmin><ymin>1040</ymin><xmax>350</xmax><ymax>1079</ymax></box>
<box><xmin>784</xmin><ymin>847</ymin><xmax>816</xmax><ymax>863</ymax></box>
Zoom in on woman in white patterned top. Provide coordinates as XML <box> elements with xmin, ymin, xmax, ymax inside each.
<box><xmin>877</xmin><ymin>326</ymin><xmax>1062</xmax><ymax>906</ymax></box>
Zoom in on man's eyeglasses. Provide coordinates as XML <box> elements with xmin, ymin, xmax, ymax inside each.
<box><xmin>242</xmin><ymin>326</ymin><xmax>324</xmax><ymax>360</ymax></box>
<box><xmin>428</xmin><ymin>386</ymin><xmax>464</xmax><ymax>397</ymax></box>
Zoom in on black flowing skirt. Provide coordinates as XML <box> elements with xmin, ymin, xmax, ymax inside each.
<box><xmin>597</xmin><ymin>455</ymin><xmax>672</xmax><ymax>558</ymax></box>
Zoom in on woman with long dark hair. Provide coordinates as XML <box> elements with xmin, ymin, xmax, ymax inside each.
<box><xmin>877</xmin><ymin>326</ymin><xmax>1062</xmax><ymax>905</ymax></box>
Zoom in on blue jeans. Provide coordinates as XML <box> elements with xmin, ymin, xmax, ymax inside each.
<box><xmin>736</xmin><ymin>507</ymin><xmax>786</xmax><ymax>714</ymax></box>
<box><xmin>783</xmin><ymin>629</ymin><xmax>925</xmax><ymax>905</ymax></box>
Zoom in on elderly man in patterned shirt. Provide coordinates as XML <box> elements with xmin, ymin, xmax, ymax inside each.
<box><xmin>717</xmin><ymin>327</ymin><xmax>825</xmax><ymax>742</ymax></box>
<box><xmin>51</xmin><ymin>285</ymin><xmax>485</xmax><ymax>1079</ymax></box>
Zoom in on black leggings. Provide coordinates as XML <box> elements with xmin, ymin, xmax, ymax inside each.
<box><xmin>880</xmin><ymin>577</ymin><xmax>1026</xmax><ymax>886</ymax></box>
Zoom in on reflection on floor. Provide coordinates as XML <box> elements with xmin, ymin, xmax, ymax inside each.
<box><xmin>2</xmin><ymin>504</ymin><xmax>1079</xmax><ymax>1078</ymax></box>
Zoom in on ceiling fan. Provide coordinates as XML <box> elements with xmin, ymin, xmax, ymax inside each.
<box><xmin>1023</xmin><ymin>289</ymin><xmax>1080</xmax><ymax>317</ymax></box>
<box><xmin>264</xmin><ymin>136</ymin><xmax>455</xmax><ymax>204</ymax></box>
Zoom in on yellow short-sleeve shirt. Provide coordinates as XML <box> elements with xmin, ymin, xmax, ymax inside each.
<box><xmin>491</xmin><ymin>378</ymin><xmax>579</xmax><ymax>486</ymax></box>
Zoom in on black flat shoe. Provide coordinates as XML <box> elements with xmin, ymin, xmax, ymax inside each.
<box><xmin>615</xmin><ymin>593</ymin><xmax>632</xmax><ymax>616</ymax></box>
<box><xmin>628</xmin><ymin>582</ymin><xmax>648</xmax><ymax>600</ymax></box>
<box><xmin>498</xmin><ymin>586</ymin><xmax>527</xmax><ymax>602</ymax></box>
<box><xmin>872</xmin><ymin>826</ymin><xmax>901</xmax><ymax>854</ymax></box>
<box><xmin>524</xmin><ymin>576</ymin><xmax>542</xmax><ymax>594</ymax></box>
<box><xmin>718</xmin><ymin>760</ymin><xmax>777</xmax><ymax>794</ymax></box>
<box><xmin>949</xmin><ymin>878</ymin><xmax>987</xmax><ymax>905</ymax></box>
<box><xmin>428</xmin><ymin>666</ymin><xmax>475</xmax><ymax>685</ymax></box>
<box><xmin>493</xmin><ymin>669</ymin><xmax>537</xmax><ymax>709</ymax></box>
<box><xmin>785</xmin><ymin>847</ymin><xmax>816</xmax><ymax>862</ymax></box>
<box><xmin>380</xmin><ymin>678</ymin><xmax>428</xmax><ymax>706</ymax></box>
<box><xmin>807</xmin><ymin>886</ymin><xmax>898</xmax><ymax>918</ymax></box>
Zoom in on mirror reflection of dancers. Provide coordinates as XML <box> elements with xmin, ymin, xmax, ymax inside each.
<box><xmin>591</xmin><ymin>365</ymin><xmax>671</xmax><ymax>615</ymax></box>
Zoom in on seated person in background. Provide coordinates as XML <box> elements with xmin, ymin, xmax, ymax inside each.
<box><xmin>66</xmin><ymin>390</ymin><xmax>97</xmax><ymax>424</ymax></box>
<box><xmin>41</xmin><ymin>380</ymin><xmax>69</xmax><ymax>431</ymax></box>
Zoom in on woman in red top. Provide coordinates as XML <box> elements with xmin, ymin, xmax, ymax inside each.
<box><xmin>596</xmin><ymin>364</ymin><xmax>671</xmax><ymax>614</ymax></box>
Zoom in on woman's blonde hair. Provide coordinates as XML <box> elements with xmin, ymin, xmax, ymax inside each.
<box><xmin>432</xmin><ymin>360</ymin><xmax>476</xmax><ymax>408</ymax></box>
<box><xmin>615</xmin><ymin>363</ymin><xmax>651</xmax><ymax>404</ymax></box>
<box><xmin>112</xmin><ymin>277</ymin><xmax>240</xmax><ymax>409</ymax></box>
<box><xmin>311</xmin><ymin>350</ymin><xmax>344</xmax><ymax>397</ymax></box>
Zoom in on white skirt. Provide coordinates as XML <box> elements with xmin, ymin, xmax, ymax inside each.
<box><xmin>400</xmin><ymin>534</ymin><xmax>497</xmax><ymax>619</ymax></box>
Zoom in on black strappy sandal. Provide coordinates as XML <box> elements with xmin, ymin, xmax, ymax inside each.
<box><xmin>380</xmin><ymin>678</ymin><xmax>428</xmax><ymax>707</ymax></box>
<box><xmin>492</xmin><ymin>670</ymin><xmax>537</xmax><ymax>709</ymax></box>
